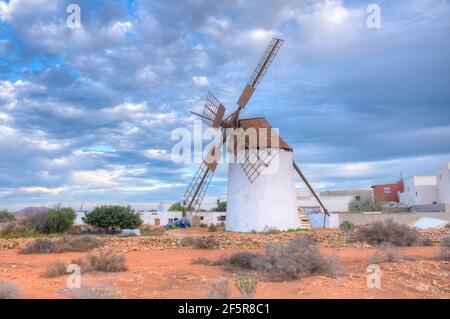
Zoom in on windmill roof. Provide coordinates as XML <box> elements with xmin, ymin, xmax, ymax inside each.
<box><xmin>236</xmin><ymin>117</ymin><xmax>292</xmax><ymax>151</ymax></box>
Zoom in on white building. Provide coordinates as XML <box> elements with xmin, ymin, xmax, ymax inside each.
<box><xmin>297</xmin><ymin>189</ymin><xmax>354</xmax><ymax>213</ymax></box>
<box><xmin>399</xmin><ymin>176</ymin><xmax>438</xmax><ymax>207</ymax></box>
<box><xmin>186</xmin><ymin>211</ymin><xmax>226</xmax><ymax>226</ymax></box>
<box><xmin>140</xmin><ymin>211</ymin><xmax>183</xmax><ymax>226</ymax></box>
<box><xmin>437</xmin><ymin>162</ymin><xmax>450</xmax><ymax>211</ymax></box>
<box><xmin>74</xmin><ymin>210</ymin><xmax>184</xmax><ymax>226</ymax></box>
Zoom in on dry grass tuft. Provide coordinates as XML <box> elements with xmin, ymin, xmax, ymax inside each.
<box><xmin>0</xmin><ymin>280</ymin><xmax>22</xmax><ymax>299</ymax></box>
<box><xmin>72</xmin><ymin>249</ymin><xmax>127</xmax><ymax>273</ymax></box>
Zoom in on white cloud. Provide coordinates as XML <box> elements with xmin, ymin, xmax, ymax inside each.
<box><xmin>19</xmin><ymin>186</ymin><xmax>67</xmax><ymax>195</ymax></box>
<box><xmin>192</xmin><ymin>75</ymin><xmax>210</xmax><ymax>87</ymax></box>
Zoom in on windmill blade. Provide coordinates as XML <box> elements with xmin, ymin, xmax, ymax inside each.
<box><xmin>237</xmin><ymin>147</ymin><xmax>279</xmax><ymax>184</ymax></box>
<box><xmin>184</xmin><ymin>131</ymin><xmax>227</xmax><ymax>211</ymax></box>
<box><xmin>237</xmin><ymin>38</ymin><xmax>284</xmax><ymax>109</ymax></box>
<box><xmin>192</xmin><ymin>91</ymin><xmax>226</xmax><ymax>129</ymax></box>
<box><xmin>184</xmin><ymin>161</ymin><xmax>214</xmax><ymax>212</ymax></box>
<box><xmin>293</xmin><ymin>161</ymin><xmax>329</xmax><ymax>216</ymax></box>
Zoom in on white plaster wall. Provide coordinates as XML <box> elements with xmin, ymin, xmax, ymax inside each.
<box><xmin>399</xmin><ymin>176</ymin><xmax>438</xmax><ymax>206</ymax></box>
<box><xmin>226</xmin><ymin>149</ymin><xmax>300</xmax><ymax>232</ymax></box>
<box><xmin>437</xmin><ymin>162</ymin><xmax>450</xmax><ymax>205</ymax></box>
<box><xmin>297</xmin><ymin>194</ymin><xmax>353</xmax><ymax>212</ymax></box>
<box><xmin>139</xmin><ymin>211</ymin><xmax>183</xmax><ymax>226</ymax></box>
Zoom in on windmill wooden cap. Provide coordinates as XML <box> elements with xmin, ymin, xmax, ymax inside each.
<box><xmin>235</xmin><ymin>117</ymin><xmax>292</xmax><ymax>151</ymax></box>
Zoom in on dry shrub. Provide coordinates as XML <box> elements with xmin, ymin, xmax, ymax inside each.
<box><xmin>218</xmin><ymin>236</ymin><xmax>342</xmax><ymax>281</ymax></box>
<box><xmin>205</xmin><ymin>279</ymin><xmax>229</xmax><ymax>299</ymax></box>
<box><xmin>72</xmin><ymin>249</ymin><xmax>127</xmax><ymax>273</ymax></box>
<box><xmin>140</xmin><ymin>225</ymin><xmax>165</xmax><ymax>236</ymax></box>
<box><xmin>235</xmin><ymin>276</ymin><xmax>258</xmax><ymax>299</ymax></box>
<box><xmin>437</xmin><ymin>238</ymin><xmax>450</xmax><ymax>261</ymax></box>
<box><xmin>442</xmin><ymin>236</ymin><xmax>450</xmax><ymax>247</ymax></box>
<box><xmin>438</xmin><ymin>247</ymin><xmax>450</xmax><ymax>261</ymax></box>
<box><xmin>0</xmin><ymin>280</ymin><xmax>22</xmax><ymax>299</ymax></box>
<box><xmin>367</xmin><ymin>243</ymin><xmax>403</xmax><ymax>264</ymax></box>
<box><xmin>180</xmin><ymin>236</ymin><xmax>218</xmax><ymax>249</ymax></box>
<box><xmin>358</xmin><ymin>219</ymin><xmax>421</xmax><ymax>246</ymax></box>
<box><xmin>191</xmin><ymin>257</ymin><xmax>218</xmax><ymax>266</ymax></box>
<box><xmin>20</xmin><ymin>235</ymin><xmax>103</xmax><ymax>254</ymax></box>
<box><xmin>208</xmin><ymin>224</ymin><xmax>218</xmax><ymax>232</ymax></box>
<box><xmin>44</xmin><ymin>261</ymin><xmax>67</xmax><ymax>277</ymax></box>
<box><xmin>58</xmin><ymin>281</ymin><xmax>121</xmax><ymax>299</ymax></box>
<box><xmin>0</xmin><ymin>223</ymin><xmax>39</xmax><ymax>239</ymax></box>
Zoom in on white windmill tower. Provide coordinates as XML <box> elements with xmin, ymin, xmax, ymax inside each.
<box><xmin>185</xmin><ymin>38</ymin><xmax>329</xmax><ymax>232</ymax></box>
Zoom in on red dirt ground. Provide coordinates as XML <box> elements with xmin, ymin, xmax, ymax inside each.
<box><xmin>1</xmin><ymin>241</ymin><xmax>449</xmax><ymax>298</ymax></box>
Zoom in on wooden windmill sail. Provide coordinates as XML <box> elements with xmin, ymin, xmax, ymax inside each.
<box><xmin>185</xmin><ymin>38</ymin><xmax>329</xmax><ymax>219</ymax></box>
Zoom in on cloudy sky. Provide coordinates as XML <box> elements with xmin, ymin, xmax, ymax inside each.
<box><xmin>0</xmin><ymin>0</ymin><xmax>449</xmax><ymax>210</ymax></box>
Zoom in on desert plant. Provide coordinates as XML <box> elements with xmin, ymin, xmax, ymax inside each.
<box><xmin>199</xmin><ymin>223</ymin><xmax>208</xmax><ymax>228</ymax></box>
<box><xmin>208</xmin><ymin>224</ymin><xmax>218</xmax><ymax>232</ymax></box>
<box><xmin>0</xmin><ymin>223</ymin><xmax>39</xmax><ymax>239</ymax></box>
<box><xmin>58</xmin><ymin>281</ymin><xmax>121</xmax><ymax>299</ymax></box>
<box><xmin>339</xmin><ymin>221</ymin><xmax>355</xmax><ymax>246</ymax></box>
<box><xmin>235</xmin><ymin>275</ymin><xmax>258</xmax><ymax>299</ymax></box>
<box><xmin>72</xmin><ymin>249</ymin><xmax>127</xmax><ymax>272</ymax></box>
<box><xmin>205</xmin><ymin>279</ymin><xmax>229</xmax><ymax>299</ymax></box>
<box><xmin>438</xmin><ymin>247</ymin><xmax>450</xmax><ymax>261</ymax></box>
<box><xmin>180</xmin><ymin>236</ymin><xmax>218</xmax><ymax>249</ymax></box>
<box><xmin>20</xmin><ymin>235</ymin><xmax>103</xmax><ymax>254</ymax></box>
<box><xmin>220</xmin><ymin>252</ymin><xmax>263</xmax><ymax>269</ymax></box>
<box><xmin>0</xmin><ymin>280</ymin><xmax>22</xmax><ymax>299</ymax></box>
<box><xmin>349</xmin><ymin>198</ymin><xmax>382</xmax><ymax>212</ymax></box>
<box><xmin>22</xmin><ymin>211</ymin><xmax>49</xmax><ymax>233</ymax></box>
<box><xmin>0</xmin><ymin>210</ymin><xmax>15</xmax><ymax>223</ymax></box>
<box><xmin>44</xmin><ymin>261</ymin><xmax>67</xmax><ymax>277</ymax></box>
<box><xmin>83</xmin><ymin>205</ymin><xmax>142</xmax><ymax>230</ymax></box>
<box><xmin>217</xmin><ymin>236</ymin><xmax>342</xmax><ymax>281</ymax></box>
<box><xmin>442</xmin><ymin>236</ymin><xmax>450</xmax><ymax>247</ymax></box>
<box><xmin>367</xmin><ymin>243</ymin><xmax>403</xmax><ymax>264</ymax></box>
<box><xmin>191</xmin><ymin>257</ymin><xmax>218</xmax><ymax>266</ymax></box>
<box><xmin>140</xmin><ymin>225</ymin><xmax>165</xmax><ymax>236</ymax></box>
<box><xmin>358</xmin><ymin>219</ymin><xmax>421</xmax><ymax>246</ymax></box>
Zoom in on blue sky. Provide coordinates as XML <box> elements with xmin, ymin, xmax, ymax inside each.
<box><xmin>0</xmin><ymin>0</ymin><xmax>449</xmax><ymax>210</ymax></box>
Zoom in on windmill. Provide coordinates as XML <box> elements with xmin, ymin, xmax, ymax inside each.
<box><xmin>185</xmin><ymin>38</ymin><xmax>329</xmax><ymax>231</ymax></box>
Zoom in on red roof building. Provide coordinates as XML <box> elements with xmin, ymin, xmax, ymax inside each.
<box><xmin>371</xmin><ymin>180</ymin><xmax>404</xmax><ymax>202</ymax></box>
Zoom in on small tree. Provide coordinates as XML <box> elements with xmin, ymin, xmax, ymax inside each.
<box><xmin>168</xmin><ymin>202</ymin><xmax>186</xmax><ymax>216</ymax></box>
<box><xmin>211</xmin><ymin>199</ymin><xmax>226</xmax><ymax>212</ymax></box>
<box><xmin>83</xmin><ymin>205</ymin><xmax>142</xmax><ymax>230</ymax></box>
<box><xmin>339</xmin><ymin>221</ymin><xmax>355</xmax><ymax>246</ymax></box>
<box><xmin>46</xmin><ymin>207</ymin><xmax>76</xmax><ymax>233</ymax></box>
<box><xmin>349</xmin><ymin>198</ymin><xmax>382</xmax><ymax>212</ymax></box>
<box><xmin>0</xmin><ymin>210</ymin><xmax>15</xmax><ymax>223</ymax></box>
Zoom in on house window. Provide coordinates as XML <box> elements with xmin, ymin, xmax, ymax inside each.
<box><xmin>416</xmin><ymin>191</ymin><xmax>418</xmax><ymax>196</ymax></box>
<box><xmin>355</xmin><ymin>196</ymin><xmax>361</xmax><ymax>201</ymax></box>
<box><xmin>217</xmin><ymin>215</ymin><xmax>226</xmax><ymax>221</ymax></box>
<box><xmin>200</xmin><ymin>216</ymin><xmax>204</xmax><ymax>221</ymax></box>
<box><xmin>384</xmin><ymin>187</ymin><xmax>391</xmax><ymax>194</ymax></box>
<box><xmin>168</xmin><ymin>218</ymin><xmax>174</xmax><ymax>223</ymax></box>
<box><xmin>174</xmin><ymin>218</ymin><xmax>179</xmax><ymax>222</ymax></box>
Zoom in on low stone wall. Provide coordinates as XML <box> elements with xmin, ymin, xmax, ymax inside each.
<box><xmin>1</xmin><ymin>227</ymin><xmax>449</xmax><ymax>251</ymax></box>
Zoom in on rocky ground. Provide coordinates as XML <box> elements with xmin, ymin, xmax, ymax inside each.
<box><xmin>0</xmin><ymin>227</ymin><xmax>449</xmax><ymax>299</ymax></box>
<box><xmin>1</xmin><ymin>227</ymin><xmax>449</xmax><ymax>251</ymax></box>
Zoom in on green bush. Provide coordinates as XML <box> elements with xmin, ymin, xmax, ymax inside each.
<box><xmin>82</xmin><ymin>205</ymin><xmax>142</xmax><ymax>229</ymax></box>
<box><xmin>21</xmin><ymin>207</ymin><xmax>75</xmax><ymax>234</ymax></box>
<box><xmin>47</xmin><ymin>207</ymin><xmax>76</xmax><ymax>233</ymax></box>
<box><xmin>0</xmin><ymin>223</ymin><xmax>39</xmax><ymax>239</ymax></box>
<box><xmin>22</xmin><ymin>212</ymin><xmax>49</xmax><ymax>233</ymax></box>
<box><xmin>0</xmin><ymin>210</ymin><xmax>15</xmax><ymax>223</ymax></box>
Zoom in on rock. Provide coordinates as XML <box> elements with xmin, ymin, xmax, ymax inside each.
<box><xmin>121</xmin><ymin>229</ymin><xmax>141</xmax><ymax>237</ymax></box>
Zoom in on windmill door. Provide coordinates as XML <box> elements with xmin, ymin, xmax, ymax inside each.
<box><xmin>155</xmin><ymin>218</ymin><xmax>160</xmax><ymax>226</ymax></box>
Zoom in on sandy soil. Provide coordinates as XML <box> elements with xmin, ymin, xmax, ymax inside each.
<box><xmin>0</xmin><ymin>232</ymin><xmax>449</xmax><ymax>299</ymax></box>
